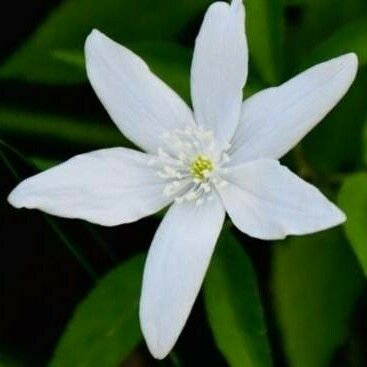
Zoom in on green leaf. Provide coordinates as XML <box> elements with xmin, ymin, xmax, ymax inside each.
<box><xmin>272</xmin><ymin>229</ymin><xmax>364</xmax><ymax>367</ymax></box>
<box><xmin>0</xmin><ymin>353</ymin><xmax>24</xmax><ymax>367</ymax></box>
<box><xmin>363</xmin><ymin>117</ymin><xmax>367</xmax><ymax>166</ymax></box>
<box><xmin>246</xmin><ymin>0</ymin><xmax>284</xmax><ymax>84</ymax></box>
<box><xmin>0</xmin><ymin>108</ymin><xmax>131</xmax><ymax>149</ymax></box>
<box><xmin>49</xmin><ymin>254</ymin><xmax>145</xmax><ymax>367</ymax></box>
<box><xmin>204</xmin><ymin>231</ymin><xmax>273</xmax><ymax>367</ymax></box>
<box><xmin>0</xmin><ymin>0</ymin><xmax>211</xmax><ymax>84</ymax></box>
<box><xmin>29</xmin><ymin>156</ymin><xmax>60</xmax><ymax>171</ymax></box>
<box><xmin>52</xmin><ymin>50</ymin><xmax>84</xmax><ymax>69</ymax></box>
<box><xmin>338</xmin><ymin>173</ymin><xmax>367</xmax><ymax>276</ymax></box>
<box><xmin>132</xmin><ymin>42</ymin><xmax>192</xmax><ymax>103</ymax></box>
<box><xmin>284</xmin><ymin>0</ymin><xmax>367</xmax><ymax>66</ymax></box>
<box><xmin>53</xmin><ymin>41</ymin><xmax>192</xmax><ymax>103</ymax></box>
<box><xmin>307</xmin><ymin>17</ymin><xmax>367</xmax><ymax>67</ymax></box>
<box><xmin>302</xmin><ymin>69</ymin><xmax>367</xmax><ymax>174</ymax></box>
<box><xmin>0</xmin><ymin>139</ymin><xmax>109</xmax><ymax>279</ymax></box>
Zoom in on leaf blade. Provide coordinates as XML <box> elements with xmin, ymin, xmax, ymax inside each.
<box><xmin>0</xmin><ymin>108</ymin><xmax>131</xmax><ymax>149</ymax></box>
<box><xmin>272</xmin><ymin>229</ymin><xmax>364</xmax><ymax>367</ymax></box>
<box><xmin>307</xmin><ymin>17</ymin><xmax>367</xmax><ymax>67</ymax></box>
<box><xmin>0</xmin><ymin>0</ymin><xmax>210</xmax><ymax>84</ymax></box>
<box><xmin>49</xmin><ymin>254</ymin><xmax>145</xmax><ymax>367</ymax></box>
<box><xmin>246</xmin><ymin>0</ymin><xmax>284</xmax><ymax>84</ymax></box>
<box><xmin>204</xmin><ymin>231</ymin><xmax>273</xmax><ymax>367</ymax></box>
<box><xmin>338</xmin><ymin>173</ymin><xmax>367</xmax><ymax>276</ymax></box>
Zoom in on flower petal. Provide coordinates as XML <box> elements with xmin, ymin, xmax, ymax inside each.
<box><xmin>218</xmin><ymin>159</ymin><xmax>345</xmax><ymax>240</ymax></box>
<box><xmin>8</xmin><ymin>148</ymin><xmax>170</xmax><ymax>226</ymax></box>
<box><xmin>191</xmin><ymin>0</ymin><xmax>248</xmax><ymax>150</ymax></box>
<box><xmin>139</xmin><ymin>196</ymin><xmax>225</xmax><ymax>359</ymax></box>
<box><xmin>85</xmin><ymin>30</ymin><xmax>194</xmax><ymax>154</ymax></box>
<box><xmin>230</xmin><ymin>53</ymin><xmax>358</xmax><ymax>164</ymax></box>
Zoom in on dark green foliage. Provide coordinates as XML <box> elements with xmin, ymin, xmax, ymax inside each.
<box><xmin>1</xmin><ymin>0</ymin><xmax>367</xmax><ymax>366</ymax></box>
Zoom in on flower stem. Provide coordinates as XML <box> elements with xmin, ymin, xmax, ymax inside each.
<box><xmin>0</xmin><ymin>140</ymin><xmax>98</xmax><ymax>280</ymax></box>
<box><xmin>82</xmin><ymin>222</ymin><xmax>118</xmax><ymax>264</ymax></box>
<box><xmin>44</xmin><ymin>216</ymin><xmax>98</xmax><ymax>280</ymax></box>
<box><xmin>169</xmin><ymin>351</ymin><xmax>182</xmax><ymax>367</ymax></box>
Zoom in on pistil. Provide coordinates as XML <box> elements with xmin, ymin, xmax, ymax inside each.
<box><xmin>191</xmin><ymin>155</ymin><xmax>214</xmax><ymax>180</ymax></box>
<box><xmin>150</xmin><ymin>125</ymin><xmax>230</xmax><ymax>205</ymax></box>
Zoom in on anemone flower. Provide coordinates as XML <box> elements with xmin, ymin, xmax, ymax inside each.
<box><xmin>8</xmin><ymin>0</ymin><xmax>358</xmax><ymax>359</ymax></box>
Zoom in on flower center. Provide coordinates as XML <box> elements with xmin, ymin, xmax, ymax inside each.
<box><xmin>191</xmin><ymin>155</ymin><xmax>214</xmax><ymax>180</ymax></box>
<box><xmin>149</xmin><ymin>125</ymin><xmax>230</xmax><ymax>205</ymax></box>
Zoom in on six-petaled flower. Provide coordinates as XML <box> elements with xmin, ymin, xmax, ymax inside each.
<box><xmin>8</xmin><ymin>0</ymin><xmax>358</xmax><ymax>359</ymax></box>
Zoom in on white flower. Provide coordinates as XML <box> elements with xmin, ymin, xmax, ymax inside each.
<box><xmin>8</xmin><ymin>0</ymin><xmax>357</xmax><ymax>359</ymax></box>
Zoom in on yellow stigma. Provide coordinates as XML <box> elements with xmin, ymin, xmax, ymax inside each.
<box><xmin>191</xmin><ymin>155</ymin><xmax>214</xmax><ymax>180</ymax></box>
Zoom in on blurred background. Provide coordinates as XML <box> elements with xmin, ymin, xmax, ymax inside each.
<box><xmin>1</xmin><ymin>0</ymin><xmax>367</xmax><ymax>366</ymax></box>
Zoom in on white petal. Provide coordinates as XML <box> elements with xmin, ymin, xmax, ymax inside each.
<box><xmin>218</xmin><ymin>160</ymin><xmax>345</xmax><ymax>240</ymax></box>
<box><xmin>8</xmin><ymin>148</ymin><xmax>170</xmax><ymax>226</ymax></box>
<box><xmin>85</xmin><ymin>30</ymin><xmax>194</xmax><ymax>154</ymax></box>
<box><xmin>191</xmin><ymin>0</ymin><xmax>248</xmax><ymax>150</ymax></box>
<box><xmin>230</xmin><ymin>53</ymin><xmax>358</xmax><ymax>164</ymax></box>
<box><xmin>140</xmin><ymin>196</ymin><xmax>225</xmax><ymax>359</ymax></box>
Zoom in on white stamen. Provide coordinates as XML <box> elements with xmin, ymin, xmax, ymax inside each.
<box><xmin>202</xmin><ymin>184</ymin><xmax>211</xmax><ymax>193</ymax></box>
<box><xmin>185</xmin><ymin>191</ymin><xmax>197</xmax><ymax>201</ymax></box>
<box><xmin>222</xmin><ymin>153</ymin><xmax>230</xmax><ymax>163</ymax></box>
<box><xmin>203</xmin><ymin>169</ymin><xmax>211</xmax><ymax>178</ymax></box>
<box><xmin>150</xmin><ymin>125</ymin><xmax>231</xmax><ymax>205</ymax></box>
